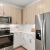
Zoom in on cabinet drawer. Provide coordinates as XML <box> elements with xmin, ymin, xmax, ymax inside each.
<box><xmin>27</xmin><ymin>34</ymin><xmax>35</xmax><ymax>39</ymax></box>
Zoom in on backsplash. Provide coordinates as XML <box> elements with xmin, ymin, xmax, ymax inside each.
<box><xmin>9</xmin><ymin>24</ymin><xmax>35</xmax><ymax>33</ymax></box>
<box><xmin>23</xmin><ymin>24</ymin><xmax>35</xmax><ymax>32</ymax></box>
<box><xmin>9</xmin><ymin>24</ymin><xmax>19</xmax><ymax>33</ymax></box>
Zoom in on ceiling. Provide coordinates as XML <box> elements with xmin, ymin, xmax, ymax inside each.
<box><xmin>0</xmin><ymin>0</ymin><xmax>40</xmax><ymax>7</ymax></box>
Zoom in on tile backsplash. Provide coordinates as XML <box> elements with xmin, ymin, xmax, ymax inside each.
<box><xmin>9</xmin><ymin>24</ymin><xmax>35</xmax><ymax>33</ymax></box>
<box><xmin>23</xmin><ymin>24</ymin><xmax>35</xmax><ymax>32</ymax></box>
<box><xmin>9</xmin><ymin>24</ymin><xmax>19</xmax><ymax>33</ymax></box>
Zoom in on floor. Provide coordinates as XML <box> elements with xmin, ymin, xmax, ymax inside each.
<box><xmin>14</xmin><ymin>47</ymin><xmax>26</xmax><ymax>50</ymax></box>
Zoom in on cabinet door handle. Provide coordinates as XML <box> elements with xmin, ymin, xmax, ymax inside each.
<box><xmin>30</xmin><ymin>39</ymin><xmax>31</xmax><ymax>43</ymax></box>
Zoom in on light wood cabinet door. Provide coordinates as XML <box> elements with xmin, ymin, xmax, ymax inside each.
<box><xmin>4</xmin><ymin>4</ymin><xmax>12</xmax><ymax>16</ymax></box>
<box><xmin>13</xmin><ymin>8</ymin><xmax>21</xmax><ymax>24</ymax></box>
<box><xmin>42</xmin><ymin>0</ymin><xmax>50</xmax><ymax>13</ymax></box>
<box><xmin>4</xmin><ymin>4</ymin><xmax>21</xmax><ymax>24</ymax></box>
<box><xmin>23</xmin><ymin>8</ymin><xmax>28</xmax><ymax>24</ymax></box>
<box><xmin>23</xmin><ymin>4</ymin><xmax>35</xmax><ymax>24</ymax></box>
<box><xmin>4</xmin><ymin>4</ymin><xmax>14</xmax><ymax>24</ymax></box>
<box><xmin>0</xmin><ymin>4</ymin><xmax>3</xmax><ymax>15</ymax></box>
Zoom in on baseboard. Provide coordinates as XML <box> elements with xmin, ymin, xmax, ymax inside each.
<box><xmin>14</xmin><ymin>45</ymin><xmax>27</xmax><ymax>50</ymax></box>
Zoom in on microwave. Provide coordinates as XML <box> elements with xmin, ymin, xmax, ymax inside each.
<box><xmin>0</xmin><ymin>16</ymin><xmax>12</xmax><ymax>24</ymax></box>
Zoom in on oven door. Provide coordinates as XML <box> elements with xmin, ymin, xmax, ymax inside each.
<box><xmin>0</xmin><ymin>35</ymin><xmax>13</xmax><ymax>49</ymax></box>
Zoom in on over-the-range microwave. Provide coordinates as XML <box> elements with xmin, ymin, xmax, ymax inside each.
<box><xmin>0</xmin><ymin>16</ymin><xmax>12</xmax><ymax>24</ymax></box>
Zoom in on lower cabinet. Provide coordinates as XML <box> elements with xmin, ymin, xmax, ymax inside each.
<box><xmin>13</xmin><ymin>32</ymin><xmax>21</xmax><ymax>48</ymax></box>
<box><xmin>21</xmin><ymin>33</ymin><xmax>35</xmax><ymax>50</ymax></box>
<box><xmin>14</xmin><ymin>32</ymin><xmax>35</xmax><ymax>50</ymax></box>
<box><xmin>21</xmin><ymin>33</ymin><xmax>28</xmax><ymax>49</ymax></box>
<box><xmin>29</xmin><ymin>37</ymin><xmax>35</xmax><ymax>50</ymax></box>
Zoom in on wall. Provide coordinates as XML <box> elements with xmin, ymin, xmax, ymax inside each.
<box><xmin>23</xmin><ymin>0</ymin><xmax>50</xmax><ymax>24</ymax></box>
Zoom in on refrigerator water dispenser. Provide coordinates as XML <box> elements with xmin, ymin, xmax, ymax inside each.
<box><xmin>36</xmin><ymin>30</ymin><xmax>41</xmax><ymax>40</ymax></box>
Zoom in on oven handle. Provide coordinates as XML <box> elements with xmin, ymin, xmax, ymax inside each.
<box><xmin>0</xmin><ymin>34</ymin><xmax>13</xmax><ymax>37</ymax></box>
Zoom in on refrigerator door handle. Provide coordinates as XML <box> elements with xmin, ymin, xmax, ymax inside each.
<box><xmin>43</xmin><ymin>20</ymin><xmax>46</xmax><ymax>50</ymax></box>
<box><xmin>41</xmin><ymin>20</ymin><xmax>43</xmax><ymax>50</ymax></box>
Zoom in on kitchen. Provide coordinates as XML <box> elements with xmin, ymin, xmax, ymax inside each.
<box><xmin>0</xmin><ymin>0</ymin><xmax>50</xmax><ymax>50</ymax></box>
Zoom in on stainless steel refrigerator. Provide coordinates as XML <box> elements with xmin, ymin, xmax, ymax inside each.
<box><xmin>35</xmin><ymin>12</ymin><xmax>50</xmax><ymax>50</ymax></box>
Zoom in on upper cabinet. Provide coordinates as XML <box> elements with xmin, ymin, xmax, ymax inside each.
<box><xmin>23</xmin><ymin>0</ymin><xmax>50</xmax><ymax>24</ymax></box>
<box><xmin>0</xmin><ymin>4</ymin><xmax>3</xmax><ymax>15</ymax></box>
<box><xmin>12</xmin><ymin>8</ymin><xmax>21</xmax><ymax>24</ymax></box>
<box><xmin>0</xmin><ymin>3</ymin><xmax>21</xmax><ymax>24</ymax></box>
<box><xmin>42</xmin><ymin>0</ymin><xmax>50</xmax><ymax>13</ymax></box>
<box><xmin>0</xmin><ymin>0</ymin><xmax>50</xmax><ymax>24</ymax></box>
<box><xmin>23</xmin><ymin>5</ymin><xmax>35</xmax><ymax>24</ymax></box>
<box><xmin>4</xmin><ymin>4</ymin><xmax>21</xmax><ymax>24</ymax></box>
